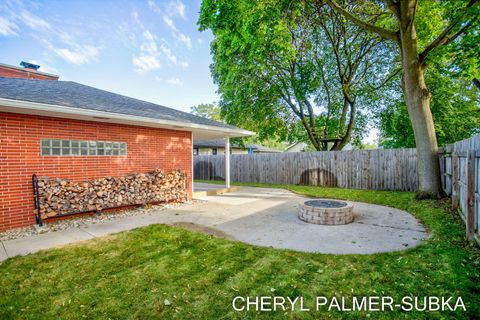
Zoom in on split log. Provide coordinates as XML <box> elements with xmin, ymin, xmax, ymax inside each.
<box><xmin>37</xmin><ymin>169</ymin><xmax>187</xmax><ymax>219</ymax></box>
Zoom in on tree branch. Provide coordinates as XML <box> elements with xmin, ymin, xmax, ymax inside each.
<box><xmin>420</xmin><ymin>22</ymin><xmax>473</xmax><ymax>63</ymax></box>
<box><xmin>419</xmin><ymin>0</ymin><xmax>478</xmax><ymax>63</ymax></box>
<box><xmin>324</xmin><ymin>0</ymin><xmax>399</xmax><ymax>42</ymax></box>
<box><xmin>385</xmin><ymin>0</ymin><xmax>400</xmax><ymax>19</ymax></box>
<box><xmin>369</xmin><ymin>67</ymin><xmax>401</xmax><ymax>90</ymax></box>
<box><xmin>332</xmin><ymin>98</ymin><xmax>356</xmax><ymax>151</ymax></box>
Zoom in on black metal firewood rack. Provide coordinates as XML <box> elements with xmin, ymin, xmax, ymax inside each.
<box><xmin>32</xmin><ymin>174</ymin><xmax>43</xmax><ymax>226</ymax></box>
<box><xmin>32</xmin><ymin>172</ymin><xmax>189</xmax><ymax>226</ymax></box>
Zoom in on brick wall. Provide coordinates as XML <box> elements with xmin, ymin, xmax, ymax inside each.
<box><xmin>0</xmin><ymin>65</ymin><xmax>59</xmax><ymax>80</ymax></box>
<box><xmin>0</xmin><ymin>111</ymin><xmax>192</xmax><ymax>231</ymax></box>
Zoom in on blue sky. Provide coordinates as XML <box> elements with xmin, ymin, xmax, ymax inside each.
<box><xmin>0</xmin><ymin>0</ymin><xmax>217</xmax><ymax>112</ymax></box>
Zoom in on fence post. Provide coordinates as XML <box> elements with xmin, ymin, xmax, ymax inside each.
<box><xmin>452</xmin><ymin>152</ymin><xmax>459</xmax><ymax>210</ymax></box>
<box><xmin>466</xmin><ymin>150</ymin><xmax>475</xmax><ymax>240</ymax></box>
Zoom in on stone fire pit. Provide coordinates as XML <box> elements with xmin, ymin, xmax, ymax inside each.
<box><xmin>298</xmin><ymin>199</ymin><xmax>354</xmax><ymax>225</ymax></box>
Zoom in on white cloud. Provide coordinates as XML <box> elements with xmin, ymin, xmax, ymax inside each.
<box><xmin>21</xmin><ymin>10</ymin><xmax>51</xmax><ymax>30</ymax></box>
<box><xmin>156</xmin><ymin>76</ymin><xmax>184</xmax><ymax>86</ymax></box>
<box><xmin>150</xmin><ymin>0</ymin><xmax>185</xmax><ymax>19</ymax></box>
<box><xmin>166</xmin><ymin>77</ymin><xmax>183</xmax><ymax>86</ymax></box>
<box><xmin>0</xmin><ymin>17</ymin><xmax>18</xmax><ymax>36</ymax></box>
<box><xmin>40</xmin><ymin>28</ymin><xmax>101</xmax><ymax>65</ymax></box>
<box><xmin>167</xmin><ymin>0</ymin><xmax>186</xmax><ymax>19</ymax></box>
<box><xmin>140</xmin><ymin>30</ymin><xmax>158</xmax><ymax>55</ymax></box>
<box><xmin>52</xmin><ymin>45</ymin><xmax>99</xmax><ymax>65</ymax></box>
<box><xmin>131</xmin><ymin>9</ymin><xmax>138</xmax><ymax>20</ymax></box>
<box><xmin>28</xmin><ymin>60</ymin><xmax>59</xmax><ymax>75</ymax></box>
<box><xmin>131</xmin><ymin>9</ymin><xmax>139</xmax><ymax>23</ymax></box>
<box><xmin>177</xmin><ymin>33</ymin><xmax>191</xmax><ymax>49</ymax></box>
<box><xmin>162</xmin><ymin>15</ymin><xmax>177</xmax><ymax>31</ymax></box>
<box><xmin>132</xmin><ymin>30</ymin><xmax>161</xmax><ymax>73</ymax></box>
<box><xmin>133</xmin><ymin>55</ymin><xmax>161</xmax><ymax>73</ymax></box>
<box><xmin>160</xmin><ymin>44</ymin><xmax>177</xmax><ymax>65</ymax></box>
<box><xmin>0</xmin><ymin>4</ymin><xmax>102</xmax><ymax>66</ymax></box>
<box><xmin>149</xmin><ymin>0</ymin><xmax>191</xmax><ymax>49</ymax></box>
<box><xmin>158</xmin><ymin>44</ymin><xmax>188</xmax><ymax>68</ymax></box>
<box><xmin>148</xmin><ymin>1</ymin><xmax>161</xmax><ymax>14</ymax></box>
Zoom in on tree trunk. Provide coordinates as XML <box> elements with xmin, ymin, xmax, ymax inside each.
<box><xmin>331</xmin><ymin>97</ymin><xmax>356</xmax><ymax>151</ymax></box>
<box><xmin>399</xmin><ymin>1</ymin><xmax>441</xmax><ymax>197</ymax></box>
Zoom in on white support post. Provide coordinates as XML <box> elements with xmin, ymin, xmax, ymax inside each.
<box><xmin>191</xmin><ymin>142</ymin><xmax>194</xmax><ymax>194</ymax></box>
<box><xmin>225</xmin><ymin>137</ymin><xmax>230</xmax><ymax>188</ymax></box>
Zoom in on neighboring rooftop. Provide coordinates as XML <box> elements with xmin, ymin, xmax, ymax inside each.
<box><xmin>247</xmin><ymin>143</ymin><xmax>282</xmax><ymax>153</ymax></box>
<box><xmin>194</xmin><ymin>139</ymin><xmax>238</xmax><ymax>148</ymax></box>
<box><xmin>193</xmin><ymin>139</ymin><xmax>282</xmax><ymax>153</ymax></box>
<box><xmin>0</xmin><ymin>77</ymin><xmax>253</xmax><ymax>139</ymax></box>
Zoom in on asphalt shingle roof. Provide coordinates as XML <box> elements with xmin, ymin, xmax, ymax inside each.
<box><xmin>0</xmin><ymin>77</ymin><xmax>238</xmax><ymax>130</ymax></box>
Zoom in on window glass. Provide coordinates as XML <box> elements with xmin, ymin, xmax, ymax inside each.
<box><xmin>41</xmin><ymin>139</ymin><xmax>50</xmax><ymax>147</ymax></box>
<box><xmin>41</xmin><ymin>147</ymin><xmax>50</xmax><ymax>156</ymax></box>
<box><xmin>40</xmin><ymin>139</ymin><xmax>127</xmax><ymax>156</ymax></box>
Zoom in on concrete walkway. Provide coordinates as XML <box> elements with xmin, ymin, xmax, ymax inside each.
<box><xmin>0</xmin><ymin>186</ymin><xmax>428</xmax><ymax>261</ymax></box>
<box><xmin>193</xmin><ymin>182</ymin><xmax>240</xmax><ymax>197</ymax></box>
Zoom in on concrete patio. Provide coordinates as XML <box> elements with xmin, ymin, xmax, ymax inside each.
<box><xmin>193</xmin><ymin>182</ymin><xmax>240</xmax><ymax>197</ymax></box>
<box><xmin>0</xmin><ymin>185</ymin><xmax>428</xmax><ymax>261</ymax></box>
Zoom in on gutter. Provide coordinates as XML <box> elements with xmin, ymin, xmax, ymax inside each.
<box><xmin>0</xmin><ymin>97</ymin><xmax>254</xmax><ymax>137</ymax></box>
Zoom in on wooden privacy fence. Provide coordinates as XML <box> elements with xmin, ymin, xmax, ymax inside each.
<box><xmin>439</xmin><ymin>135</ymin><xmax>480</xmax><ymax>243</ymax></box>
<box><xmin>194</xmin><ymin>148</ymin><xmax>418</xmax><ymax>191</ymax></box>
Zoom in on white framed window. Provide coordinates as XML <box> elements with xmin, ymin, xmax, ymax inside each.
<box><xmin>41</xmin><ymin>139</ymin><xmax>127</xmax><ymax>156</ymax></box>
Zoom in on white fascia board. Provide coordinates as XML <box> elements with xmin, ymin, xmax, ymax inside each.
<box><xmin>0</xmin><ymin>97</ymin><xmax>254</xmax><ymax>137</ymax></box>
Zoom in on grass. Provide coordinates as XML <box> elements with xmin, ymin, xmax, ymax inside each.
<box><xmin>1</xmin><ymin>182</ymin><xmax>479</xmax><ymax>319</ymax></box>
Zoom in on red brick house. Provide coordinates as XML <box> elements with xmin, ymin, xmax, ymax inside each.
<box><xmin>0</xmin><ymin>63</ymin><xmax>251</xmax><ymax>231</ymax></box>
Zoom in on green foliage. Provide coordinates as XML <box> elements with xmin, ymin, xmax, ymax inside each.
<box><xmin>199</xmin><ymin>0</ymin><xmax>393</xmax><ymax>150</ymax></box>
<box><xmin>190</xmin><ymin>102</ymin><xmax>222</xmax><ymax>121</ymax></box>
<box><xmin>378</xmin><ymin>64</ymin><xmax>480</xmax><ymax>148</ymax></box>
<box><xmin>326</xmin><ymin>0</ymin><xmax>480</xmax><ymax>154</ymax></box>
<box><xmin>2</xmin><ymin>183</ymin><xmax>480</xmax><ymax>319</ymax></box>
<box><xmin>416</xmin><ymin>0</ymin><xmax>480</xmax><ymax>79</ymax></box>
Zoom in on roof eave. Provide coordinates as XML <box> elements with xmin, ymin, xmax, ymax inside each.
<box><xmin>0</xmin><ymin>97</ymin><xmax>255</xmax><ymax>139</ymax></box>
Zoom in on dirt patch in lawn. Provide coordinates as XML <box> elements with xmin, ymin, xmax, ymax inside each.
<box><xmin>170</xmin><ymin>222</ymin><xmax>235</xmax><ymax>240</ymax></box>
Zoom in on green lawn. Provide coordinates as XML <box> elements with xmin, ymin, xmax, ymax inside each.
<box><xmin>1</xmin><ymin>183</ymin><xmax>479</xmax><ymax>319</ymax></box>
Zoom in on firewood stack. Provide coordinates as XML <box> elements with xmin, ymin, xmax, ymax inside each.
<box><xmin>36</xmin><ymin>169</ymin><xmax>187</xmax><ymax>219</ymax></box>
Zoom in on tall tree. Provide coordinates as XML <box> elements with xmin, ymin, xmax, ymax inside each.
<box><xmin>190</xmin><ymin>102</ymin><xmax>222</xmax><ymax>121</ymax></box>
<box><xmin>378</xmin><ymin>63</ymin><xmax>480</xmax><ymax>148</ymax></box>
<box><xmin>325</xmin><ymin>0</ymin><xmax>479</xmax><ymax>196</ymax></box>
<box><xmin>199</xmin><ymin>0</ymin><xmax>392</xmax><ymax>151</ymax></box>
